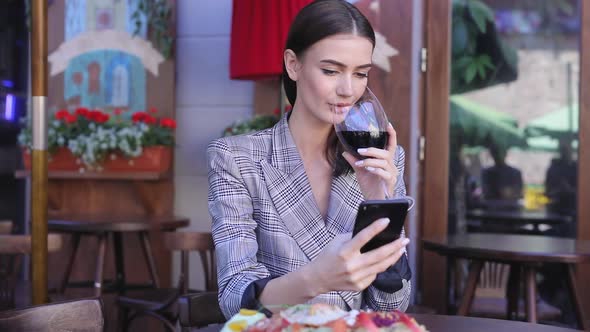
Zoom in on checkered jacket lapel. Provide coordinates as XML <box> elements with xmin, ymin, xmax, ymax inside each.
<box><xmin>260</xmin><ymin>117</ymin><xmax>364</xmax><ymax>308</ymax></box>
<box><xmin>260</xmin><ymin>117</ymin><xmax>334</xmax><ymax>262</ymax></box>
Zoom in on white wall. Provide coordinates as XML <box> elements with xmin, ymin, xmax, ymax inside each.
<box><xmin>173</xmin><ymin>0</ymin><xmax>254</xmax><ymax>290</ymax></box>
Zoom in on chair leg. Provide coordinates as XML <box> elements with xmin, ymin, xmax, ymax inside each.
<box><xmin>60</xmin><ymin>234</ymin><xmax>81</xmax><ymax>294</ymax></box>
<box><xmin>139</xmin><ymin>232</ymin><xmax>160</xmax><ymax>288</ymax></box>
<box><xmin>118</xmin><ymin>306</ymin><xmax>129</xmax><ymax>332</ymax></box>
<box><xmin>524</xmin><ymin>265</ymin><xmax>537</xmax><ymax>323</ymax></box>
<box><xmin>506</xmin><ymin>264</ymin><xmax>521</xmax><ymax>320</ymax></box>
<box><xmin>457</xmin><ymin>260</ymin><xmax>484</xmax><ymax>316</ymax></box>
<box><xmin>94</xmin><ymin>233</ymin><xmax>108</xmax><ymax>298</ymax></box>
<box><xmin>565</xmin><ymin>264</ymin><xmax>588</xmax><ymax>330</ymax></box>
<box><xmin>113</xmin><ymin>233</ymin><xmax>127</xmax><ymax>295</ymax></box>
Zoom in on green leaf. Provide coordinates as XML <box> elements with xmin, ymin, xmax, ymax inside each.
<box><xmin>452</xmin><ymin>19</ymin><xmax>469</xmax><ymax>56</ymax></box>
<box><xmin>465</xmin><ymin>63</ymin><xmax>478</xmax><ymax>83</ymax></box>
<box><xmin>477</xmin><ymin>63</ymin><xmax>486</xmax><ymax>79</ymax></box>
<box><xmin>555</xmin><ymin>0</ymin><xmax>574</xmax><ymax>15</ymax></box>
<box><xmin>478</xmin><ymin>54</ymin><xmax>494</xmax><ymax>70</ymax></box>
<box><xmin>454</xmin><ymin>56</ymin><xmax>473</xmax><ymax>70</ymax></box>
<box><xmin>467</xmin><ymin>0</ymin><xmax>494</xmax><ymax>33</ymax></box>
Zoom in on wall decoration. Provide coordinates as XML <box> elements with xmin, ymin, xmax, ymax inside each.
<box><xmin>48</xmin><ymin>0</ymin><xmax>167</xmax><ymax>115</ymax></box>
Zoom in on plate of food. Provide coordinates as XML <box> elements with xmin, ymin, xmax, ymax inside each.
<box><xmin>221</xmin><ymin>304</ymin><xmax>428</xmax><ymax>332</ymax></box>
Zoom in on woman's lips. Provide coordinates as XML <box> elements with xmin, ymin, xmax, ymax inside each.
<box><xmin>331</xmin><ymin>104</ymin><xmax>352</xmax><ymax>114</ymax></box>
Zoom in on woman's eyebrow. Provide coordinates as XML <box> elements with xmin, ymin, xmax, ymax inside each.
<box><xmin>320</xmin><ymin>59</ymin><xmax>372</xmax><ymax>69</ymax></box>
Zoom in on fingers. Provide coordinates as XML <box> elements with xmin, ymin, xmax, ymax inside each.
<box><xmin>342</xmin><ymin>151</ymin><xmax>359</xmax><ymax>169</ymax></box>
<box><xmin>351</xmin><ymin>237</ymin><xmax>409</xmax><ymax>269</ymax></box>
<box><xmin>355</xmin><ymin>244</ymin><xmax>408</xmax><ymax>282</ymax></box>
<box><xmin>356</xmin><ymin>147</ymin><xmax>390</xmax><ymax>160</ymax></box>
<box><xmin>354</xmin><ymin>159</ymin><xmax>397</xmax><ymax>180</ymax></box>
<box><xmin>346</xmin><ymin>238</ymin><xmax>410</xmax><ymax>290</ymax></box>
<box><xmin>386</xmin><ymin>122</ymin><xmax>397</xmax><ymax>153</ymax></box>
<box><xmin>345</xmin><ymin>218</ymin><xmax>390</xmax><ymax>254</ymax></box>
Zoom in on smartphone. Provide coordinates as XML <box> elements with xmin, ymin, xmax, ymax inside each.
<box><xmin>352</xmin><ymin>198</ymin><xmax>410</xmax><ymax>253</ymax></box>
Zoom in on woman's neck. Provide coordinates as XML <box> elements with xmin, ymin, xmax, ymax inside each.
<box><xmin>288</xmin><ymin>108</ymin><xmax>332</xmax><ymax>161</ymax></box>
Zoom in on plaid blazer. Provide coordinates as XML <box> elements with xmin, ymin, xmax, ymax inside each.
<box><xmin>207</xmin><ymin>116</ymin><xmax>411</xmax><ymax>318</ymax></box>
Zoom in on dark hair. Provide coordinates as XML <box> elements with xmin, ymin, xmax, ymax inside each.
<box><xmin>283</xmin><ymin>0</ymin><xmax>376</xmax><ymax>176</ymax></box>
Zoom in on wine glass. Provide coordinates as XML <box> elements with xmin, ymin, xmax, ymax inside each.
<box><xmin>332</xmin><ymin>87</ymin><xmax>390</xmax><ymax>159</ymax></box>
<box><xmin>332</xmin><ymin>87</ymin><xmax>414</xmax><ymax>207</ymax></box>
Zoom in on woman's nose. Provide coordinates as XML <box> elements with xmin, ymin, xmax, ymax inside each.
<box><xmin>336</xmin><ymin>76</ymin><xmax>353</xmax><ymax>97</ymax></box>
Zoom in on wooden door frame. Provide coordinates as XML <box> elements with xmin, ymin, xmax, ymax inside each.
<box><xmin>419</xmin><ymin>0</ymin><xmax>452</xmax><ymax>314</ymax></box>
<box><xmin>419</xmin><ymin>0</ymin><xmax>590</xmax><ymax>317</ymax></box>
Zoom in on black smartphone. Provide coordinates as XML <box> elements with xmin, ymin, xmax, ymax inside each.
<box><xmin>353</xmin><ymin>198</ymin><xmax>409</xmax><ymax>253</ymax></box>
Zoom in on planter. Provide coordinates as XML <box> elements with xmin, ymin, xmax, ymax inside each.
<box><xmin>103</xmin><ymin>146</ymin><xmax>172</xmax><ymax>173</ymax></box>
<box><xmin>22</xmin><ymin>146</ymin><xmax>172</xmax><ymax>173</ymax></box>
<box><xmin>22</xmin><ymin>147</ymin><xmax>79</xmax><ymax>171</ymax></box>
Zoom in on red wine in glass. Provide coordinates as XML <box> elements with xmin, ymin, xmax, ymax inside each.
<box><xmin>333</xmin><ymin>88</ymin><xmax>390</xmax><ymax>159</ymax></box>
<box><xmin>336</xmin><ymin>130</ymin><xmax>388</xmax><ymax>159</ymax></box>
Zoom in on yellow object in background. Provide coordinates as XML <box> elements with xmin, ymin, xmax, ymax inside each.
<box><xmin>524</xmin><ymin>186</ymin><xmax>550</xmax><ymax>211</ymax></box>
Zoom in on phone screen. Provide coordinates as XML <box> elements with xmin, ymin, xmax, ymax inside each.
<box><xmin>352</xmin><ymin>199</ymin><xmax>409</xmax><ymax>253</ymax></box>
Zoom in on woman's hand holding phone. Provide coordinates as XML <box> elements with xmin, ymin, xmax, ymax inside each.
<box><xmin>303</xmin><ymin>218</ymin><xmax>410</xmax><ymax>296</ymax></box>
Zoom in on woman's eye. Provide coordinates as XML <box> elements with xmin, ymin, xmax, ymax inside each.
<box><xmin>355</xmin><ymin>72</ymin><xmax>369</xmax><ymax>78</ymax></box>
<box><xmin>321</xmin><ymin>69</ymin><xmax>338</xmax><ymax>75</ymax></box>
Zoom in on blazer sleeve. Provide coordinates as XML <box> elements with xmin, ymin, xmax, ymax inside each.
<box><xmin>363</xmin><ymin>145</ymin><xmax>412</xmax><ymax>311</ymax></box>
<box><xmin>207</xmin><ymin>139</ymin><xmax>271</xmax><ymax>318</ymax></box>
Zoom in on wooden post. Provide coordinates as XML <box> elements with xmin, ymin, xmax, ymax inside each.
<box><xmin>31</xmin><ymin>0</ymin><xmax>49</xmax><ymax>305</ymax></box>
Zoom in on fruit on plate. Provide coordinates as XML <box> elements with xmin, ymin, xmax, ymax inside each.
<box><xmin>220</xmin><ymin>304</ymin><xmax>428</xmax><ymax>332</ymax></box>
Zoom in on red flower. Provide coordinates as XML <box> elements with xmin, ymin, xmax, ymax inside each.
<box><xmin>149</xmin><ymin>107</ymin><xmax>158</xmax><ymax>114</ymax></box>
<box><xmin>55</xmin><ymin>109</ymin><xmax>70</xmax><ymax>120</ymax></box>
<box><xmin>75</xmin><ymin>107</ymin><xmax>89</xmax><ymax>117</ymax></box>
<box><xmin>144</xmin><ymin>115</ymin><xmax>157</xmax><ymax>125</ymax></box>
<box><xmin>160</xmin><ymin>118</ymin><xmax>177</xmax><ymax>129</ymax></box>
<box><xmin>114</xmin><ymin>108</ymin><xmax>123</xmax><ymax>116</ymax></box>
<box><xmin>98</xmin><ymin>113</ymin><xmax>110</xmax><ymax>123</ymax></box>
<box><xmin>64</xmin><ymin>114</ymin><xmax>78</xmax><ymax>124</ymax></box>
<box><xmin>132</xmin><ymin>111</ymin><xmax>147</xmax><ymax>123</ymax></box>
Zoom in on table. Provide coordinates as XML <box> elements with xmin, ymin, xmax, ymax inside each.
<box><xmin>49</xmin><ymin>214</ymin><xmax>189</xmax><ymax>296</ymax></box>
<box><xmin>466</xmin><ymin>209</ymin><xmax>572</xmax><ymax>234</ymax></box>
<box><xmin>423</xmin><ymin>234</ymin><xmax>590</xmax><ymax>330</ymax></box>
<box><xmin>194</xmin><ymin>314</ymin><xmax>579</xmax><ymax>332</ymax></box>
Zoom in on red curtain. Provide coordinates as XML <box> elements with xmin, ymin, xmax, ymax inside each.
<box><xmin>230</xmin><ymin>0</ymin><xmax>312</xmax><ymax>80</ymax></box>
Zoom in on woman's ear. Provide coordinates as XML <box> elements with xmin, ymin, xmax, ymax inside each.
<box><xmin>284</xmin><ymin>49</ymin><xmax>299</xmax><ymax>81</ymax></box>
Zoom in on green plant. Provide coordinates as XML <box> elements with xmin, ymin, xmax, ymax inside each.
<box><xmin>18</xmin><ymin>108</ymin><xmax>176</xmax><ymax>168</ymax></box>
<box><xmin>132</xmin><ymin>0</ymin><xmax>174</xmax><ymax>59</ymax></box>
<box><xmin>452</xmin><ymin>0</ymin><xmax>496</xmax><ymax>85</ymax></box>
<box><xmin>223</xmin><ymin>115</ymin><xmax>280</xmax><ymax>137</ymax></box>
<box><xmin>451</xmin><ymin>0</ymin><xmax>519</xmax><ymax>94</ymax></box>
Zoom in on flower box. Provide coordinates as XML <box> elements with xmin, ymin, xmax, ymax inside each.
<box><xmin>22</xmin><ymin>148</ymin><xmax>78</xmax><ymax>171</ymax></box>
<box><xmin>19</xmin><ymin>107</ymin><xmax>176</xmax><ymax>173</ymax></box>
<box><xmin>103</xmin><ymin>146</ymin><xmax>172</xmax><ymax>172</ymax></box>
<box><xmin>22</xmin><ymin>146</ymin><xmax>172</xmax><ymax>173</ymax></box>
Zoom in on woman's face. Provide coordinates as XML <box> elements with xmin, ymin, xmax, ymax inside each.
<box><xmin>286</xmin><ymin>34</ymin><xmax>373</xmax><ymax>126</ymax></box>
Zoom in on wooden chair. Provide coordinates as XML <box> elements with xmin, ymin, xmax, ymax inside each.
<box><xmin>0</xmin><ymin>298</ymin><xmax>104</xmax><ymax>331</ymax></box>
<box><xmin>117</xmin><ymin>231</ymin><xmax>216</xmax><ymax>331</ymax></box>
<box><xmin>469</xmin><ymin>262</ymin><xmax>561</xmax><ymax>321</ymax></box>
<box><xmin>0</xmin><ymin>234</ymin><xmax>63</xmax><ymax>310</ymax></box>
<box><xmin>178</xmin><ymin>291</ymin><xmax>225</xmax><ymax>330</ymax></box>
<box><xmin>0</xmin><ymin>220</ymin><xmax>13</xmax><ymax>235</ymax></box>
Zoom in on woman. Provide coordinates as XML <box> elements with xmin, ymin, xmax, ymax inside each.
<box><xmin>208</xmin><ymin>0</ymin><xmax>411</xmax><ymax>318</ymax></box>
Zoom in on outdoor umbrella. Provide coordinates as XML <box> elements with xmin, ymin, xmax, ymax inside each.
<box><xmin>450</xmin><ymin>96</ymin><xmax>527</xmax><ymax>150</ymax></box>
<box><xmin>525</xmin><ymin>104</ymin><xmax>579</xmax><ymax>152</ymax></box>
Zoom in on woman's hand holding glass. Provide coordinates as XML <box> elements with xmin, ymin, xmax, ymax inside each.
<box><xmin>332</xmin><ymin>88</ymin><xmax>399</xmax><ymax>200</ymax></box>
<box><xmin>303</xmin><ymin>218</ymin><xmax>410</xmax><ymax>295</ymax></box>
<box><xmin>342</xmin><ymin>122</ymin><xmax>399</xmax><ymax>200</ymax></box>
